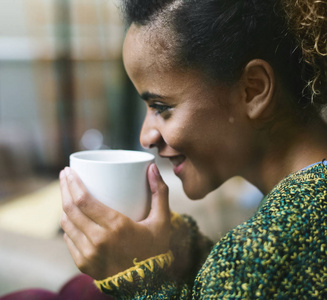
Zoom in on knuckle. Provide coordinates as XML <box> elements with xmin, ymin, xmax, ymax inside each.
<box><xmin>106</xmin><ymin>223</ymin><xmax>121</xmax><ymax>241</ymax></box>
<box><xmin>63</xmin><ymin>232</ymin><xmax>69</xmax><ymax>244</ymax></box>
<box><xmin>60</xmin><ymin>214</ymin><xmax>68</xmax><ymax>230</ymax></box>
<box><xmin>91</xmin><ymin>231</ymin><xmax>107</xmax><ymax>249</ymax></box>
<box><xmin>78</xmin><ymin>264</ymin><xmax>88</xmax><ymax>274</ymax></box>
<box><xmin>159</xmin><ymin>182</ymin><xmax>169</xmax><ymax>196</ymax></box>
<box><xmin>105</xmin><ymin>217</ymin><xmax>128</xmax><ymax>242</ymax></box>
<box><xmin>62</xmin><ymin>200</ymin><xmax>73</xmax><ymax>214</ymax></box>
<box><xmin>82</xmin><ymin>245</ymin><xmax>97</xmax><ymax>262</ymax></box>
<box><xmin>75</xmin><ymin>257</ymin><xmax>88</xmax><ymax>273</ymax></box>
<box><xmin>74</xmin><ymin>192</ymin><xmax>88</xmax><ymax>207</ymax></box>
<box><xmin>112</xmin><ymin>216</ymin><xmax>128</xmax><ymax>234</ymax></box>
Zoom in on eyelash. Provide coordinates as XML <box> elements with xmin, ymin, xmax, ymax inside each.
<box><xmin>149</xmin><ymin>103</ymin><xmax>171</xmax><ymax>115</ymax></box>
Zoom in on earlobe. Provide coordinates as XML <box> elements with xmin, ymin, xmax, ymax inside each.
<box><xmin>242</xmin><ymin>59</ymin><xmax>275</xmax><ymax>120</ymax></box>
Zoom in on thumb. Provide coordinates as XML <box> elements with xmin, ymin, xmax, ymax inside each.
<box><xmin>145</xmin><ymin>163</ymin><xmax>170</xmax><ymax>227</ymax></box>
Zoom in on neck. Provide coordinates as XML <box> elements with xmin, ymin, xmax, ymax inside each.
<box><xmin>246</xmin><ymin>118</ymin><xmax>327</xmax><ymax>194</ymax></box>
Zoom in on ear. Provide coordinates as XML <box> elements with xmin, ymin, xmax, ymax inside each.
<box><xmin>241</xmin><ymin>59</ymin><xmax>275</xmax><ymax>120</ymax></box>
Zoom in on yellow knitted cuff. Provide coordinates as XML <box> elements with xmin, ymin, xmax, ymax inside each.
<box><xmin>94</xmin><ymin>250</ymin><xmax>174</xmax><ymax>292</ymax></box>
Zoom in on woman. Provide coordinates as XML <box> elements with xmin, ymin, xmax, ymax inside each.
<box><xmin>60</xmin><ymin>0</ymin><xmax>327</xmax><ymax>298</ymax></box>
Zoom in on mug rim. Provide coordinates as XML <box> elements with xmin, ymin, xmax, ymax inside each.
<box><xmin>70</xmin><ymin>149</ymin><xmax>155</xmax><ymax>164</ymax></box>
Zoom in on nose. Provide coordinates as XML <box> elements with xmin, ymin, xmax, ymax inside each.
<box><xmin>139</xmin><ymin>113</ymin><xmax>162</xmax><ymax>149</ymax></box>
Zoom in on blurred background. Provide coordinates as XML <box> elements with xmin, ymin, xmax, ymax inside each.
<box><xmin>0</xmin><ymin>0</ymin><xmax>263</xmax><ymax>296</ymax></box>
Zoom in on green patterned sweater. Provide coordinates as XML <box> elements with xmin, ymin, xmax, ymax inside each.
<box><xmin>95</xmin><ymin>163</ymin><xmax>327</xmax><ymax>299</ymax></box>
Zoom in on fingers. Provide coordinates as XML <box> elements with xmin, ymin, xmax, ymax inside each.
<box><xmin>59</xmin><ymin>169</ymin><xmax>92</xmax><ymax>229</ymax></box>
<box><xmin>60</xmin><ymin>169</ymin><xmax>105</xmax><ymax>250</ymax></box>
<box><xmin>144</xmin><ymin>164</ymin><xmax>170</xmax><ymax>229</ymax></box>
<box><xmin>61</xmin><ymin>211</ymin><xmax>89</xmax><ymax>250</ymax></box>
<box><xmin>61</xmin><ymin>167</ymin><xmax>117</xmax><ymax>226</ymax></box>
<box><xmin>63</xmin><ymin>232</ymin><xmax>85</xmax><ymax>271</ymax></box>
<box><xmin>61</xmin><ymin>167</ymin><xmax>97</xmax><ymax>212</ymax></box>
<box><xmin>60</xmin><ymin>169</ymin><xmax>109</xmax><ymax>268</ymax></box>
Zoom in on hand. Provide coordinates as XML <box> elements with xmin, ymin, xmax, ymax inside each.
<box><xmin>59</xmin><ymin>163</ymin><xmax>171</xmax><ymax>280</ymax></box>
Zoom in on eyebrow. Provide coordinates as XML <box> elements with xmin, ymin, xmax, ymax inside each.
<box><xmin>140</xmin><ymin>91</ymin><xmax>164</xmax><ymax>101</ymax></box>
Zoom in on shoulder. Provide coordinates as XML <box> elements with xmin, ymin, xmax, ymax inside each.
<box><xmin>194</xmin><ymin>165</ymin><xmax>327</xmax><ymax>296</ymax></box>
<box><xmin>261</xmin><ymin>163</ymin><xmax>327</xmax><ymax>221</ymax></box>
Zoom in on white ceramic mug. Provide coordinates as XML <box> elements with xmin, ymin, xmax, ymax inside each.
<box><xmin>70</xmin><ymin>150</ymin><xmax>155</xmax><ymax>221</ymax></box>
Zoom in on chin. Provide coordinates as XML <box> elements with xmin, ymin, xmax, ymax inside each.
<box><xmin>182</xmin><ymin>176</ymin><xmax>220</xmax><ymax>200</ymax></box>
<box><xmin>183</xmin><ymin>185</ymin><xmax>210</xmax><ymax>200</ymax></box>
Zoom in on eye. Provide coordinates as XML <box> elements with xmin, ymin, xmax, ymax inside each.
<box><xmin>149</xmin><ymin>103</ymin><xmax>172</xmax><ymax>115</ymax></box>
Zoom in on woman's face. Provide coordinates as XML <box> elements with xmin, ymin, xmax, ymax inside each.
<box><xmin>123</xmin><ymin>24</ymin><xmax>254</xmax><ymax>199</ymax></box>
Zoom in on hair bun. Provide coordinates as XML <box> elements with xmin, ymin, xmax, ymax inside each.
<box><xmin>284</xmin><ymin>0</ymin><xmax>327</xmax><ymax>56</ymax></box>
<box><xmin>283</xmin><ymin>0</ymin><xmax>327</xmax><ymax>103</ymax></box>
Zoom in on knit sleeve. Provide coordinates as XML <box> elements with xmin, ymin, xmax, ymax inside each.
<box><xmin>94</xmin><ymin>212</ymin><xmax>213</xmax><ymax>299</ymax></box>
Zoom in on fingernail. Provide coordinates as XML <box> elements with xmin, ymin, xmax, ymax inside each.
<box><xmin>152</xmin><ymin>164</ymin><xmax>160</xmax><ymax>176</ymax></box>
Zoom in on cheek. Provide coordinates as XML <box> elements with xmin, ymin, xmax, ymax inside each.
<box><xmin>161</xmin><ymin>119</ymin><xmax>196</xmax><ymax>151</ymax></box>
<box><xmin>162</xmin><ymin>127</ymin><xmax>187</xmax><ymax>150</ymax></box>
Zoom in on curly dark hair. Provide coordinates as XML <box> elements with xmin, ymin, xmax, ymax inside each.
<box><xmin>282</xmin><ymin>0</ymin><xmax>327</xmax><ymax>105</ymax></box>
<box><xmin>121</xmin><ymin>0</ymin><xmax>327</xmax><ymax>112</ymax></box>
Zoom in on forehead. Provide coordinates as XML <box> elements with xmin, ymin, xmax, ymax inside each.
<box><xmin>122</xmin><ymin>23</ymin><xmax>229</xmax><ymax>105</ymax></box>
<box><xmin>123</xmin><ymin>23</ymin><xmax>177</xmax><ymax>77</ymax></box>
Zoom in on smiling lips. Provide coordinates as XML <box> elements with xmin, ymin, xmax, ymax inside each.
<box><xmin>169</xmin><ymin>155</ymin><xmax>186</xmax><ymax>175</ymax></box>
